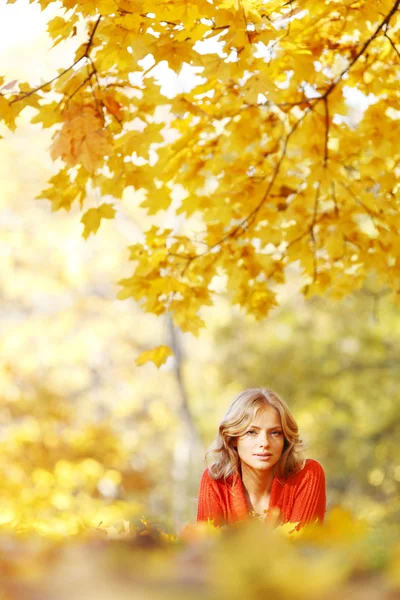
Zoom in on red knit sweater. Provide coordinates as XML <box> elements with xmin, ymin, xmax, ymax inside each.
<box><xmin>197</xmin><ymin>458</ymin><xmax>326</xmax><ymax>530</ymax></box>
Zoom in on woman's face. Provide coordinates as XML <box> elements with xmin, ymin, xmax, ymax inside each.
<box><xmin>234</xmin><ymin>406</ymin><xmax>285</xmax><ymax>473</ymax></box>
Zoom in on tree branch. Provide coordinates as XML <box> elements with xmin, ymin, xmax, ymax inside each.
<box><xmin>321</xmin><ymin>0</ymin><xmax>400</xmax><ymax>100</ymax></box>
<box><xmin>171</xmin><ymin>2</ymin><xmax>400</xmax><ymax>277</ymax></box>
<box><xmin>9</xmin><ymin>15</ymin><xmax>102</xmax><ymax>105</ymax></box>
<box><xmin>331</xmin><ymin>180</ymin><xmax>339</xmax><ymax>217</ymax></box>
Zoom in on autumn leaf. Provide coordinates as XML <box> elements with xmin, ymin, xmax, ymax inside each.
<box><xmin>81</xmin><ymin>204</ymin><xmax>116</xmax><ymax>239</ymax></box>
<box><xmin>102</xmin><ymin>94</ymin><xmax>123</xmax><ymax>121</ymax></box>
<box><xmin>50</xmin><ymin>103</ymin><xmax>113</xmax><ymax>173</ymax></box>
<box><xmin>114</xmin><ymin>122</ymin><xmax>164</xmax><ymax>158</ymax></box>
<box><xmin>0</xmin><ymin>95</ymin><xmax>24</xmax><ymax>131</ymax></box>
<box><xmin>47</xmin><ymin>14</ymin><xmax>79</xmax><ymax>47</ymax></box>
<box><xmin>136</xmin><ymin>345</ymin><xmax>174</xmax><ymax>368</ymax></box>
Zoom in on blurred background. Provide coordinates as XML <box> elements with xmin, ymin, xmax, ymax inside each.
<box><xmin>0</xmin><ymin>0</ymin><xmax>399</xmax><ymax>537</ymax></box>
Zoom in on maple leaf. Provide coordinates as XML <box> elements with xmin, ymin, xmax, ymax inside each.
<box><xmin>153</xmin><ymin>38</ymin><xmax>199</xmax><ymax>72</ymax></box>
<box><xmin>136</xmin><ymin>345</ymin><xmax>174</xmax><ymax>368</ymax></box>
<box><xmin>47</xmin><ymin>14</ymin><xmax>79</xmax><ymax>47</ymax></box>
<box><xmin>81</xmin><ymin>204</ymin><xmax>116</xmax><ymax>239</ymax></box>
<box><xmin>139</xmin><ymin>185</ymin><xmax>173</xmax><ymax>214</ymax></box>
<box><xmin>50</xmin><ymin>103</ymin><xmax>113</xmax><ymax>174</ymax></box>
<box><xmin>114</xmin><ymin>123</ymin><xmax>164</xmax><ymax>158</ymax></box>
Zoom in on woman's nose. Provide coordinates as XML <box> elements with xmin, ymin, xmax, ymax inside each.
<box><xmin>258</xmin><ymin>433</ymin><xmax>270</xmax><ymax>446</ymax></box>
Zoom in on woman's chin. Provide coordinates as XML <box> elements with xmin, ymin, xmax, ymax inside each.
<box><xmin>240</xmin><ymin>457</ymin><xmax>277</xmax><ymax>471</ymax></box>
<box><xmin>249</xmin><ymin>459</ymin><xmax>275</xmax><ymax>470</ymax></box>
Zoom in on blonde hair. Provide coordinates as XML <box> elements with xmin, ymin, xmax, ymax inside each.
<box><xmin>205</xmin><ymin>388</ymin><xmax>306</xmax><ymax>483</ymax></box>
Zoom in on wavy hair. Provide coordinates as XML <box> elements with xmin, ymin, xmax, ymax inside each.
<box><xmin>205</xmin><ymin>388</ymin><xmax>306</xmax><ymax>484</ymax></box>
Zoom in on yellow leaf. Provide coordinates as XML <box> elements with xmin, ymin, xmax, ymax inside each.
<box><xmin>47</xmin><ymin>15</ymin><xmax>78</xmax><ymax>46</ymax></box>
<box><xmin>31</xmin><ymin>101</ymin><xmax>62</xmax><ymax>128</ymax></box>
<box><xmin>98</xmin><ymin>0</ymin><xmax>118</xmax><ymax>14</ymax></box>
<box><xmin>114</xmin><ymin>123</ymin><xmax>164</xmax><ymax>158</ymax></box>
<box><xmin>139</xmin><ymin>185</ymin><xmax>172</xmax><ymax>214</ymax></box>
<box><xmin>81</xmin><ymin>204</ymin><xmax>116</xmax><ymax>239</ymax></box>
<box><xmin>136</xmin><ymin>345</ymin><xmax>174</xmax><ymax>368</ymax></box>
<box><xmin>277</xmin><ymin>520</ymin><xmax>302</xmax><ymax>536</ymax></box>
<box><xmin>0</xmin><ymin>95</ymin><xmax>22</xmax><ymax>131</ymax></box>
<box><xmin>170</xmin><ymin>311</ymin><xmax>206</xmax><ymax>336</ymax></box>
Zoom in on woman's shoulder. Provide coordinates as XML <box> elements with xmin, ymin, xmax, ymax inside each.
<box><xmin>287</xmin><ymin>458</ymin><xmax>325</xmax><ymax>484</ymax></box>
<box><xmin>200</xmin><ymin>467</ymin><xmax>217</xmax><ymax>486</ymax></box>
<box><xmin>200</xmin><ymin>467</ymin><xmax>236</xmax><ymax>488</ymax></box>
<box><xmin>200</xmin><ymin>467</ymin><xmax>212</xmax><ymax>481</ymax></box>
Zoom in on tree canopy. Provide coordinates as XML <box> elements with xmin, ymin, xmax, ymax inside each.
<box><xmin>1</xmin><ymin>0</ymin><xmax>400</xmax><ymax>355</ymax></box>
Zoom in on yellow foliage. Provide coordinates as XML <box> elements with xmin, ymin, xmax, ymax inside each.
<box><xmin>207</xmin><ymin>512</ymin><xmax>371</xmax><ymax>599</ymax></box>
<box><xmin>2</xmin><ymin>0</ymin><xmax>400</xmax><ymax>336</ymax></box>
<box><xmin>387</xmin><ymin>542</ymin><xmax>400</xmax><ymax>589</ymax></box>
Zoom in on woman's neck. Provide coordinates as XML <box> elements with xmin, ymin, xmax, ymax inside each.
<box><xmin>240</xmin><ymin>462</ymin><xmax>275</xmax><ymax>499</ymax></box>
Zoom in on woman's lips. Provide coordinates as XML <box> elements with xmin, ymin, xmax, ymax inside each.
<box><xmin>254</xmin><ymin>453</ymin><xmax>272</xmax><ymax>460</ymax></box>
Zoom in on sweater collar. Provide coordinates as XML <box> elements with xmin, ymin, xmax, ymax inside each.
<box><xmin>229</xmin><ymin>466</ymin><xmax>283</xmax><ymax>520</ymax></box>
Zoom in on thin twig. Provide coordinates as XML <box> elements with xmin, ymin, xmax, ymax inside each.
<box><xmin>336</xmin><ymin>178</ymin><xmax>378</xmax><ymax>227</ymax></box>
<box><xmin>321</xmin><ymin>0</ymin><xmax>400</xmax><ymax>100</ymax></box>
<box><xmin>62</xmin><ymin>71</ymin><xmax>96</xmax><ymax>109</ymax></box>
<box><xmin>9</xmin><ymin>58</ymin><xmax>83</xmax><ymax>104</ymax></box>
<box><xmin>8</xmin><ymin>15</ymin><xmax>102</xmax><ymax>105</ymax></box>
<box><xmin>384</xmin><ymin>31</ymin><xmax>400</xmax><ymax>59</ymax></box>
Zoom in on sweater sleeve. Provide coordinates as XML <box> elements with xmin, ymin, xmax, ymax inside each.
<box><xmin>289</xmin><ymin>459</ymin><xmax>326</xmax><ymax>530</ymax></box>
<box><xmin>196</xmin><ymin>468</ymin><xmax>225</xmax><ymax>527</ymax></box>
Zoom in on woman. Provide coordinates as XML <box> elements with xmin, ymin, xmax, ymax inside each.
<box><xmin>197</xmin><ymin>388</ymin><xmax>326</xmax><ymax>530</ymax></box>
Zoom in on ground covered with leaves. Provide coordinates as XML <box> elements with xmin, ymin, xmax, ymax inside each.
<box><xmin>1</xmin><ymin>508</ymin><xmax>399</xmax><ymax>600</ymax></box>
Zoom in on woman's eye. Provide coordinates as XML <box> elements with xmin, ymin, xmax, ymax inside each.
<box><xmin>245</xmin><ymin>430</ymin><xmax>282</xmax><ymax>436</ymax></box>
